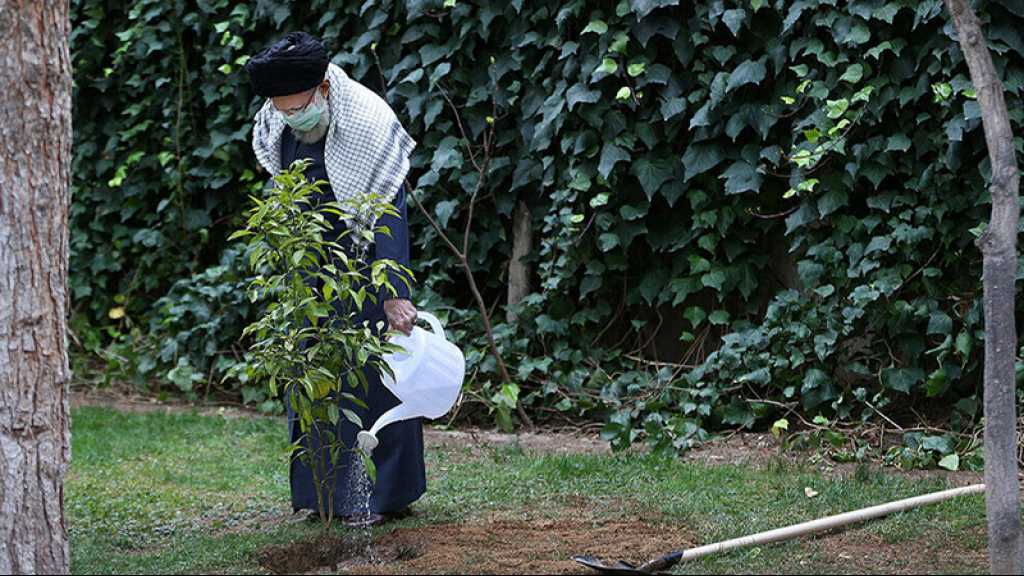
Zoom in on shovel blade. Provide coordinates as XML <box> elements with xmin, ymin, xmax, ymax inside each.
<box><xmin>572</xmin><ymin>555</ymin><xmax>650</xmax><ymax>575</ymax></box>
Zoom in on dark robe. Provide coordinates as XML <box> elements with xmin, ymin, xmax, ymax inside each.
<box><xmin>280</xmin><ymin>128</ymin><xmax>426</xmax><ymax>516</ymax></box>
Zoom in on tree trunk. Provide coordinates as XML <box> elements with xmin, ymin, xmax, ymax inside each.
<box><xmin>506</xmin><ymin>200</ymin><xmax>532</xmax><ymax>323</ymax></box>
<box><xmin>944</xmin><ymin>2</ymin><xmax>1023</xmax><ymax>574</ymax></box>
<box><xmin>0</xmin><ymin>2</ymin><xmax>74</xmax><ymax>574</ymax></box>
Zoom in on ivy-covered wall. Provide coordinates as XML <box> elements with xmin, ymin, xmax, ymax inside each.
<box><xmin>71</xmin><ymin>0</ymin><xmax>1024</xmax><ymax>455</ymax></box>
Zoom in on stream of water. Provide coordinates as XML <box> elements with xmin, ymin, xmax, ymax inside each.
<box><xmin>344</xmin><ymin>453</ymin><xmax>377</xmax><ymax>563</ymax></box>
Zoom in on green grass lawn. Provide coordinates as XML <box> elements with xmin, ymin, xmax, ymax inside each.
<box><xmin>68</xmin><ymin>405</ymin><xmax>989</xmax><ymax>575</ymax></box>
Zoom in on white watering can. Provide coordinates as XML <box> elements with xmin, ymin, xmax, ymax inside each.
<box><xmin>356</xmin><ymin>311</ymin><xmax>465</xmax><ymax>454</ymax></box>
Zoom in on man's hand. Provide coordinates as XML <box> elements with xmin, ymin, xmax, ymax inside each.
<box><xmin>383</xmin><ymin>299</ymin><xmax>417</xmax><ymax>335</ymax></box>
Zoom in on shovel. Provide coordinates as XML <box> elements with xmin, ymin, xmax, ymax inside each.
<box><xmin>573</xmin><ymin>553</ymin><xmax>682</xmax><ymax>575</ymax></box>
<box><xmin>574</xmin><ymin>483</ymin><xmax>985</xmax><ymax>575</ymax></box>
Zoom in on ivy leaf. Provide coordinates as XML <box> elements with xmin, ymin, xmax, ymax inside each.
<box><xmin>428</xmin><ymin>62</ymin><xmax>451</xmax><ymax>89</ymax></box>
<box><xmin>708</xmin><ymin>310</ymin><xmax>730</xmax><ymax>325</ymax></box>
<box><xmin>722</xmin><ymin>9</ymin><xmax>746</xmax><ymax>36</ymax></box>
<box><xmin>709</xmin><ymin>45</ymin><xmax>737</xmax><ymax>65</ymax></box>
<box><xmin>843</xmin><ymin>23</ymin><xmax>871</xmax><ymax>45</ymax></box>
<box><xmin>689</xmin><ymin>255</ymin><xmax>712</xmax><ymax>273</ymax></box>
<box><xmin>927</xmin><ymin>310</ymin><xmax>953</xmax><ymax>335</ymax></box>
<box><xmin>683</xmin><ymin>306</ymin><xmax>706</xmax><ymax>326</ymax></box>
<box><xmin>839</xmin><ymin>63</ymin><xmax>864</xmax><ymax>84</ymax></box>
<box><xmin>938</xmin><ymin>453</ymin><xmax>960</xmax><ymax>471</ymax></box>
<box><xmin>682</xmin><ymin>143</ymin><xmax>725</xmax><ymax>181</ymax></box>
<box><xmin>660</xmin><ymin>96</ymin><xmax>686</xmax><ymax>120</ymax></box>
<box><xmin>567</xmin><ymin>84</ymin><xmax>601</xmax><ymax>110</ymax></box>
<box><xmin>738</xmin><ymin>367</ymin><xmax>771</xmax><ymax>385</ymax></box>
<box><xmin>631</xmin><ymin>156</ymin><xmax>676</xmax><ymax>199</ymax></box>
<box><xmin>801</xmin><ymin>369</ymin><xmax>836</xmax><ymax>410</ymax></box>
<box><xmin>689</xmin><ymin>101</ymin><xmax>714</xmax><ymax>130</ymax></box>
<box><xmin>670</xmin><ymin>277</ymin><xmax>700</xmax><ymax>306</ymax></box>
<box><xmin>926</xmin><ymin>368</ymin><xmax>949</xmax><ymax>397</ymax></box>
<box><xmin>922</xmin><ymin>435</ymin><xmax>954</xmax><ymax>454</ymax></box>
<box><xmin>619</xmin><ymin>204</ymin><xmax>646</xmax><ymax>220</ymax></box>
<box><xmin>598</xmin><ymin>233</ymin><xmax>620</xmax><ymax>252</ymax></box>
<box><xmin>430</xmin><ymin>136</ymin><xmax>462</xmax><ymax>172</ymax></box>
<box><xmin>419</xmin><ymin>43</ymin><xmax>448</xmax><ymax>66</ymax></box>
<box><xmin>726</xmin><ymin>58</ymin><xmax>766</xmax><ymax>92</ymax></box>
<box><xmin>883</xmin><ymin>367</ymin><xmax>925</xmax><ymax>394</ymax></box>
<box><xmin>568</xmin><ymin>171</ymin><xmax>592</xmax><ymax>192</ymax></box>
<box><xmin>701</xmin><ymin>271</ymin><xmax>726</xmax><ymax>291</ymax></box>
<box><xmin>817</xmin><ymin>189</ymin><xmax>848</xmax><ymax>217</ymax></box>
<box><xmin>873</xmin><ymin>4</ymin><xmax>901</xmax><ymax>23</ymax></box>
<box><xmin>580</xmin><ymin>275</ymin><xmax>602</xmax><ymax>299</ymax></box>
<box><xmin>630</xmin><ymin>0</ymin><xmax>681</xmax><ymax>19</ymax></box>
<box><xmin>956</xmin><ymin>331</ymin><xmax>973</xmax><ymax>359</ymax></box>
<box><xmin>582</xmin><ymin>19</ymin><xmax>608</xmax><ymax>35</ymax></box>
<box><xmin>867</xmin><ymin>41</ymin><xmax>896</xmax><ymax>60</ymax></box>
<box><xmin>435</xmin><ymin>199</ymin><xmax>458</xmax><ymax>229</ymax></box>
<box><xmin>167</xmin><ymin>359</ymin><xmax>196</xmax><ymax>392</ymax></box>
<box><xmin>609</xmin><ymin>31</ymin><xmax>630</xmax><ymax>54</ymax></box>
<box><xmin>400</xmin><ymin>68</ymin><xmax>424</xmax><ymax>84</ymax></box>
<box><xmin>720</xmin><ymin>160</ymin><xmax>762</xmax><ymax>195</ymax></box>
<box><xmin>826</xmin><ymin>98</ymin><xmax>850</xmax><ymax>119</ymax></box>
<box><xmin>784</xmin><ymin>203</ymin><xmax>819</xmax><ymax>235</ymax></box>
<box><xmin>599</xmin><ymin>143</ymin><xmax>631</xmax><ymax>179</ymax></box>
<box><xmin>886</xmin><ymin>133</ymin><xmax>912</xmax><ymax>152</ymax></box>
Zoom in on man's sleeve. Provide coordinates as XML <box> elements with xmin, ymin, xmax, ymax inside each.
<box><xmin>373</xmin><ymin>185</ymin><xmax>413</xmax><ymax>301</ymax></box>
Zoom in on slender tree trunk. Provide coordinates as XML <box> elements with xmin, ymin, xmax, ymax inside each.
<box><xmin>507</xmin><ymin>200</ymin><xmax>532</xmax><ymax>323</ymax></box>
<box><xmin>945</xmin><ymin>2</ymin><xmax>1023</xmax><ymax>574</ymax></box>
<box><xmin>0</xmin><ymin>1</ymin><xmax>74</xmax><ymax>574</ymax></box>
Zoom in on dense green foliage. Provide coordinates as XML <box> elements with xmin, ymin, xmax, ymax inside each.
<box><xmin>70</xmin><ymin>1</ymin><xmax>1024</xmax><ymax>461</ymax></box>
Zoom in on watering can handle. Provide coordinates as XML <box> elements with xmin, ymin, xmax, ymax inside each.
<box><xmin>416</xmin><ymin>311</ymin><xmax>447</xmax><ymax>341</ymax></box>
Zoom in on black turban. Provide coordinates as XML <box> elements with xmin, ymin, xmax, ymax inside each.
<box><xmin>245</xmin><ymin>32</ymin><xmax>329</xmax><ymax>97</ymax></box>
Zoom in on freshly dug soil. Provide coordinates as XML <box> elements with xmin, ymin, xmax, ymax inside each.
<box><xmin>257</xmin><ymin>532</ymin><xmax>362</xmax><ymax>574</ymax></box>
<box><xmin>338</xmin><ymin>514</ymin><xmax>693</xmax><ymax>575</ymax></box>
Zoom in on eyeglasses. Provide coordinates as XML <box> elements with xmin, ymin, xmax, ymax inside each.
<box><xmin>273</xmin><ymin>87</ymin><xmax>318</xmax><ymax>116</ymax></box>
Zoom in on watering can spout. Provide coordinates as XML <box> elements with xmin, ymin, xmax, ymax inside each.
<box><xmin>357</xmin><ymin>402</ymin><xmax>422</xmax><ymax>455</ymax></box>
<box><xmin>356</xmin><ymin>430</ymin><xmax>379</xmax><ymax>454</ymax></box>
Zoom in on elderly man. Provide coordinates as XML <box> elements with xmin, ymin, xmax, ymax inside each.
<box><xmin>244</xmin><ymin>31</ymin><xmax>424</xmax><ymax>526</ymax></box>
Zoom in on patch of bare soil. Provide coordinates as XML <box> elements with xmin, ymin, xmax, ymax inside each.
<box><xmin>339</xmin><ymin>513</ymin><xmax>693</xmax><ymax>575</ymax></box>
<box><xmin>257</xmin><ymin>532</ymin><xmax>362</xmax><ymax>574</ymax></box>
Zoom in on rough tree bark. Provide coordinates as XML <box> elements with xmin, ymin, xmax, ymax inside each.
<box><xmin>944</xmin><ymin>1</ymin><xmax>1023</xmax><ymax>574</ymax></box>
<box><xmin>0</xmin><ymin>1</ymin><xmax>74</xmax><ymax>574</ymax></box>
<box><xmin>506</xmin><ymin>200</ymin><xmax>532</xmax><ymax>323</ymax></box>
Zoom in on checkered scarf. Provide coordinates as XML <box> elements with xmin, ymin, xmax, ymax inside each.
<box><xmin>251</xmin><ymin>63</ymin><xmax>416</xmax><ymax>242</ymax></box>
